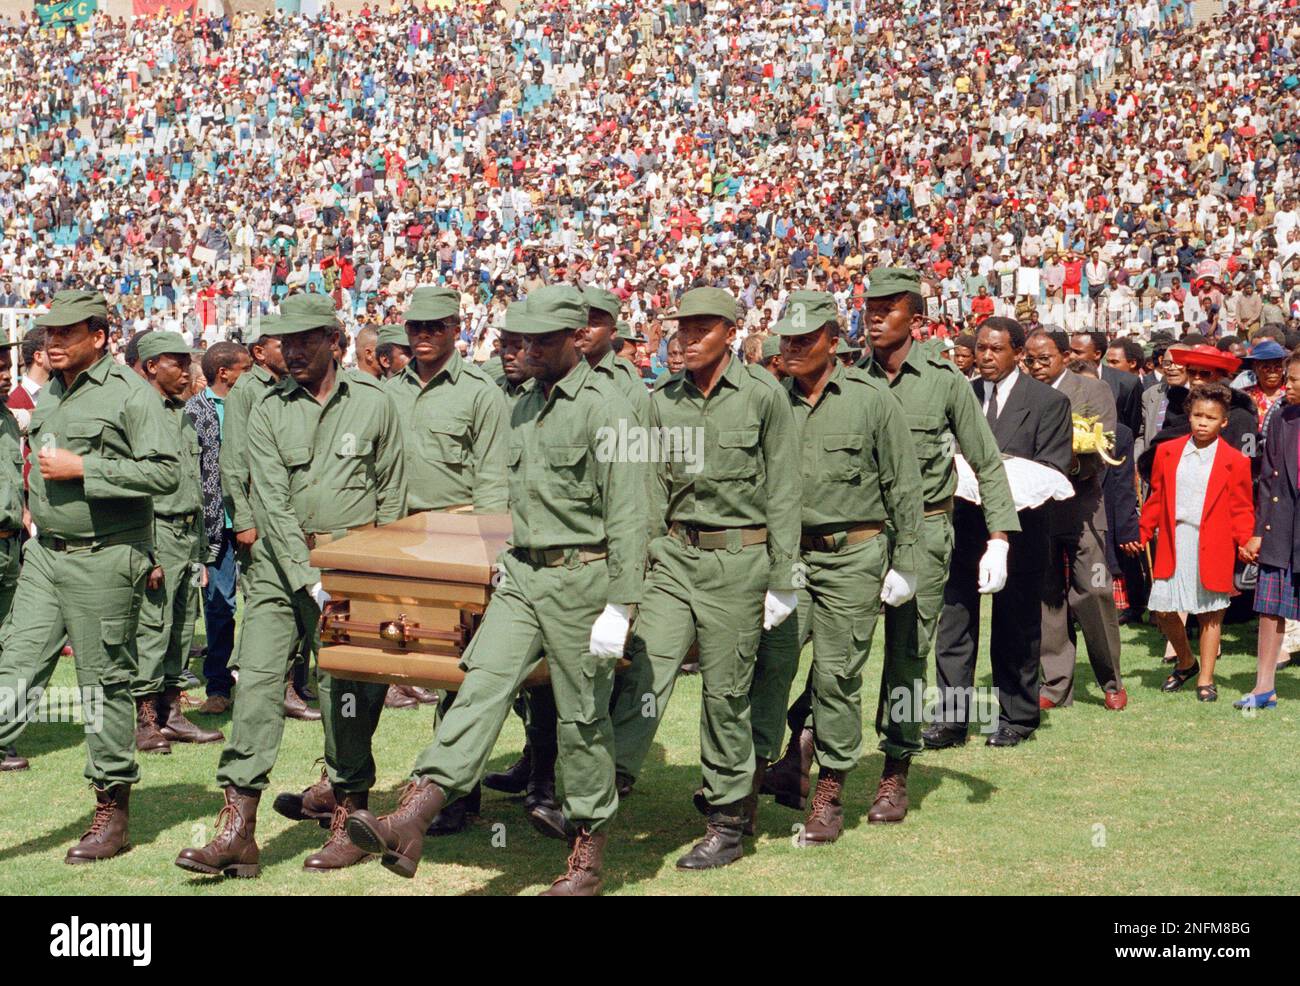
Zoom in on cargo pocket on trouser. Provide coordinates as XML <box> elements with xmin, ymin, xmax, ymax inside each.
<box><xmin>724</xmin><ymin>627</ymin><xmax>761</xmax><ymax>699</ymax></box>
<box><xmin>555</xmin><ymin>650</ymin><xmax>617</xmax><ymax>829</ymax></box>
<box><xmin>97</xmin><ymin>618</ymin><xmax>135</xmax><ymax>689</ymax></box>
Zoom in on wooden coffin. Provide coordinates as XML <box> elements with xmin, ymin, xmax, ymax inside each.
<box><xmin>311</xmin><ymin>511</ymin><xmax>553</xmax><ymax>690</ymax></box>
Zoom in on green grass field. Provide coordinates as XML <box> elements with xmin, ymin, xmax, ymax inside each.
<box><xmin>1</xmin><ymin>606</ymin><xmax>1296</xmax><ymax>896</ymax></box>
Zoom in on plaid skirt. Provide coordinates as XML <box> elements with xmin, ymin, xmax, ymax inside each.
<box><xmin>1254</xmin><ymin>565</ymin><xmax>1300</xmax><ymax>619</ymax></box>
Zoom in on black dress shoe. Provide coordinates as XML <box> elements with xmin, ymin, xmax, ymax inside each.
<box><xmin>985</xmin><ymin>726</ymin><xmax>1026</xmax><ymax>747</ymax></box>
<box><xmin>483</xmin><ymin>747</ymin><xmax>532</xmax><ymax>794</ymax></box>
<box><xmin>426</xmin><ymin>783</ymin><xmax>481</xmax><ymax>836</ymax></box>
<box><xmin>921</xmin><ymin>723</ymin><xmax>968</xmax><ymax>749</ymax></box>
<box><xmin>527</xmin><ymin>803</ymin><xmax>570</xmax><ymax>840</ymax></box>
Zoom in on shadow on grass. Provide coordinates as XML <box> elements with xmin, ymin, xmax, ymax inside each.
<box><xmin>0</xmin><ymin>782</ymin><xmax>214</xmax><ymax>865</ymax></box>
<box><xmin>10</xmin><ymin>718</ymin><xmax>89</xmax><ymax>761</ymax></box>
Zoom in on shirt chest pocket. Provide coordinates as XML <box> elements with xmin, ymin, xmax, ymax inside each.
<box><xmin>424</xmin><ymin>420</ymin><xmax>470</xmax><ymax>466</ymax></box>
<box><xmin>822</xmin><ymin>434</ymin><xmax>864</xmax><ymax>483</ymax></box>
<box><xmin>708</xmin><ymin>428</ymin><xmax>760</xmax><ymax>482</ymax></box>
<box><xmin>545</xmin><ymin>443</ymin><xmax>595</xmax><ymax>500</ymax></box>
<box><xmin>62</xmin><ymin>419</ymin><xmax>121</xmax><ymax>457</ymax></box>
<box><xmin>907</xmin><ymin>412</ymin><xmax>949</xmax><ymax>460</ymax></box>
<box><xmin>333</xmin><ymin>438</ymin><xmax>375</xmax><ymax>488</ymax></box>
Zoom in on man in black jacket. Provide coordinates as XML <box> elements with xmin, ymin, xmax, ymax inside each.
<box><xmin>927</xmin><ymin>318</ymin><xmax>1073</xmax><ymax>748</ymax></box>
<box><xmin>1071</xmin><ymin>330</ymin><xmax>1143</xmax><ymax>439</ymax></box>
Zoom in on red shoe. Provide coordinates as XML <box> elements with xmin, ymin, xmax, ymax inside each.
<box><xmin>1104</xmin><ymin>689</ymin><xmax>1128</xmax><ymax>711</ymax></box>
<box><xmin>1038</xmin><ymin>695</ymin><xmax>1056</xmax><ymax>710</ymax></box>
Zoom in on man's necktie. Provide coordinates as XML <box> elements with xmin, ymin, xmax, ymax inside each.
<box><xmin>986</xmin><ymin>381</ymin><xmax>999</xmax><ymax>427</ymax></box>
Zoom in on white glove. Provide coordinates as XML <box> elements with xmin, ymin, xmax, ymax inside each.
<box><xmin>589</xmin><ymin>603</ymin><xmax>632</xmax><ymax>659</ymax></box>
<box><xmin>977</xmin><ymin>538</ymin><xmax>1010</xmax><ymax>595</ymax></box>
<box><xmin>879</xmin><ymin>569</ymin><xmax>917</xmax><ymax>607</ymax></box>
<box><xmin>763</xmin><ymin>589</ymin><xmax>798</xmax><ymax>631</ymax></box>
<box><xmin>309</xmin><ymin>581</ymin><xmax>331</xmax><ymax>610</ymax></box>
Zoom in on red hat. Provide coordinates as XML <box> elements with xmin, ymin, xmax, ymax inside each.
<box><xmin>1169</xmin><ymin>344</ymin><xmax>1241</xmax><ymax>375</ymax></box>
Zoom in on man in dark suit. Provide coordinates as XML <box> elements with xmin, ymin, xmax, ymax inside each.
<box><xmin>1023</xmin><ymin>331</ymin><xmax>1126</xmax><ymax>710</ymax></box>
<box><xmin>1071</xmin><ymin>330</ymin><xmax>1143</xmax><ymax>439</ymax></box>
<box><xmin>928</xmin><ymin>318</ymin><xmax>1073</xmax><ymax>747</ymax></box>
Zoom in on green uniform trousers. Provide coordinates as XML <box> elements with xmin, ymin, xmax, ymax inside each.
<box><xmin>762</xmin><ymin>513</ymin><xmax>954</xmax><ymax>764</ymax></box>
<box><xmin>0</xmin><ymin>535</ymin><xmax>19</xmax><ymax>624</ymax></box>
<box><xmin>0</xmin><ymin>538</ymin><xmax>150</xmax><ymax>787</ymax></box>
<box><xmin>611</xmin><ymin>535</ymin><xmax>767</xmax><ymax>808</ymax></box>
<box><xmin>412</xmin><ymin>549</ymin><xmax>617</xmax><ymax>831</ymax></box>
<box><xmin>133</xmin><ymin>514</ymin><xmax>202</xmax><ymax>698</ymax></box>
<box><xmin>321</xmin><ymin>672</ymin><xmax>391</xmax><ymax>794</ymax></box>
<box><xmin>216</xmin><ymin>539</ymin><xmax>321</xmax><ymax>791</ymax></box>
<box><xmin>751</xmin><ymin>533</ymin><xmax>887</xmax><ymax>771</ymax></box>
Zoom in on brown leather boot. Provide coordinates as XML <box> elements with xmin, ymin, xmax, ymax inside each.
<box><xmin>345</xmin><ymin>776</ymin><xmax>446</xmax><ymax>878</ymax></box>
<box><xmin>284</xmin><ymin>681</ymin><xmax>322</xmax><ymax>721</ymax></box>
<box><xmin>272</xmin><ymin>765</ymin><xmax>337</xmax><ymax>825</ymax></box>
<box><xmin>539</xmin><ymin>827</ymin><xmax>607</xmax><ymax>896</ymax></box>
<box><xmin>135</xmin><ymin>696</ymin><xmax>171</xmax><ymax>755</ymax></box>
<box><xmin>799</xmin><ymin>769</ymin><xmax>845</xmax><ymax>847</ymax></box>
<box><xmin>1</xmin><ymin>745</ymin><xmax>28</xmax><ymax>772</ymax></box>
<box><xmin>405</xmin><ymin>685</ymin><xmax>439</xmax><ymax>704</ymax></box>
<box><xmin>740</xmin><ymin>758</ymin><xmax>768</xmax><ymax>837</ymax></box>
<box><xmin>761</xmin><ymin>727</ymin><xmax>812</xmax><ymax>810</ymax></box>
<box><xmin>383</xmin><ymin>684</ymin><xmax>417</xmax><ymax>710</ymax></box>
<box><xmin>175</xmin><ymin>786</ymin><xmax>262</xmax><ymax>878</ymax></box>
<box><xmin>65</xmin><ymin>784</ymin><xmax>131</xmax><ymax>864</ymax></box>
<box><xmin>304</xmin><ymin>790</ymin><xmax>372</xmax><ymax>870</ymax></box>
<box><xmin>867</xmin><ymin>757</ymin><xmax>910</xmax><ymax>824</ymax></box>
<box><xmin>158</xmin><ymin>687</ymin><xmax>224</xmax><ymax>744</ymax></box>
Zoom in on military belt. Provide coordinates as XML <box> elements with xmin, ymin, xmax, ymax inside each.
<box><xmin>156</xmin><ymin>511</ymin><xmax>200</xmax><ymax>526</ymax></box>
<box><xmin>0</xmin><ymin>530</ymin><xmax>15</xmax><ymax>539</ymax></box>
<box><xmin>923</xmin><ymin>496</ymin><xmax>954</xmax><ymax>517</ymax></box>
<box><xmin>668</xmin><ymin>523</ymin><xmax>768</xmax><ymax>551</ymax></box>
<box><xmin>800</xmin><ymin>521</ymin><xmax>883</xmax><ymax>553</ymax></box>
<box><xmin>304</xmin><ymin>523</ymin><xmax>376</xmax><ymax>550</ymax></box>
<box><xmin>38</xmin><ymin>529</ymin><xmax>151</xmax><ymax>553</ymax></box>
<box><xmin>514</xmin><ymin>545</ymin><xmax>608</xmax><ymax>567</ymax></box>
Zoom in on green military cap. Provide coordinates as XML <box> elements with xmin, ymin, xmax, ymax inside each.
<box><xmin>616</xmin><ymin>319</ymin><xmax>647</xmax><ymax>343</ymax></box>
<box><xmin>666</xmin><ymin>286</ymin><xmax>738</xmax><ymax>324</ymax></box>
<box><xmin>760</xmin><ymin>336</ymin><xmax>782</xmax><ymax>361</ymax></box>
<box><xmin>583</xmin><ymin>286</ymin><xmax>622</xmax><ymax>321</ymax></box>
<box><xmin>35</xmin><ymin>289</ymin><xmax>108</xmax><ymax>327</ymax></box>
<box><xmin>377</xmin><ymin>324</ymin><xmax>411</xmax><ymax>348</ymax></box>
<box><xmin>835</xmin><ymin>337</ymin><xmax>856</xmax><ymax>356</ymax></box>
<box><xmin>247</xmin><ymin>314</ymin><xmax>279</xmax><ymax>345</ymax></box>
<box><xmin>0</xmin><ymin>335</ymin><xmax>20</xmax><ymax>348</ymax></box>
<box><xmin>404</xmin><ymin>286</ymin><xmax>460</xmax><ymax>322</ymax></box>
<box><xmin>866</xmin><ymin>267</ymin><xmax>923</xmax><ymax>299</ymax></box>
<box><xmin>136</xmin><ymin>330</ymin><xmax>192</xmax><ymax>364</ymax></box>
<box><xmin>773</xmin><ymin>290</ymin><xmax>839</xmax><ymax>335</ymax></box>
<box><xmin>503</xmin><ymin>300</ymin><xmax>530</xmax><ymax>333</ymax></box>
<box><xmin>509</xmin><ymin>285</ymin><xmax>589</xmax><ymax>335</ymax></box>
<box><xmin>274</xmin><ymin>293</ymin><xmax>339</xmax><ymax>335</ymax></box>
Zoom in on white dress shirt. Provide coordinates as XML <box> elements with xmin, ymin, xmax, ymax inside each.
<box><xmin>982</xmin><ymin>368</ymin><xmax>1020</xmax><ymax>417</ymax></box>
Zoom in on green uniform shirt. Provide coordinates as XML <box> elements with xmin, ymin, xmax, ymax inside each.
<box><xmin>220</xmin><ymin>363</ymin><xmax>278</xmax><ymax>533</ymax></box>
<box><xmin>386</xmin><ymin>351</ymin><xmax>509</xmax><ymax>513</ymax></box>
<box><xmin>785</xmin><ymin>362</ymin><xmax>923</xmax><ymax>574</ymax></box>
<box><xmin>28</xmin><ymin>353</ymin><xmax>181</xmax><ymax>540</ymax></box>
<box><xmin>0</xmin><ymin>405</ymin><xmax>23</xmax><ymax>532</ymax></box>
<box><xmin>864</xmin><ymin>342</ymin><xmax>1020</xmax><ymax>535</ymax></box>
<box><xmin>507</xmin><ymin>359</ymin><xmax>646</xmax><ymax>605</ymax></box>
<box><xmin>593</xmin><ymin>350</ymin><xmax>650</xmax><ymax>427</ymax></box>
<box><xmin>481</xmin><ymin>355</ymin><xmax>506</xmax><ymax>384</ymax></box>
<box><xmin>650</xmin><ymin>355</ymin><xmax>802</xmax><ymax>592</ymax></box>
<box><xmin>153</xmin><ymin>396</ymin><xmax>204</xmax><ymax>519</ymax></box>
<box><xmin>247</xmin><ymin>367</ymin><xmax>407</xmax><ymax>593</ymax></box>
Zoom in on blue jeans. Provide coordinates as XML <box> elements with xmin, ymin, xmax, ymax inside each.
<box><xmin>202</xmin><ymin>528</ymin><xmax>238</xmax><ymax>698</ymax></box>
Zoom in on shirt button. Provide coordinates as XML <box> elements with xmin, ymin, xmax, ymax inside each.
<box><xmin>1273</xmin><ymin>496</ymin><xmax>1279</xmax><ymax>502</ymax></box>
<box><xmin>1266</xmin><ymin>525</ymin><xmax>1272</xmax><ymax>531</ymax></box>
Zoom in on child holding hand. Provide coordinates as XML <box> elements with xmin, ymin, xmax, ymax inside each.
<box><xmin>1127</xmin><ymin>384</ymin><xmax>1256</xmax><ymax>702</ymax></box>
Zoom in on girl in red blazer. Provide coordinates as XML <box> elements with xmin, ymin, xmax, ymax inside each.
<box><xmin>1130</xmin><ymin>384</ymin><xmax>1256</xmax><ymax>702</ymax></box>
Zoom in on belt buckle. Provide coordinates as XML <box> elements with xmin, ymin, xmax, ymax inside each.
<box><xmin>52</xmin><ymin>537</ymin><xmax>68</xmax><ymax>552</ymax></box>
<box><xmin>304</xmin><ymin>533</ymin><xmax>318</xmax><ymax>550</ymax></box>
